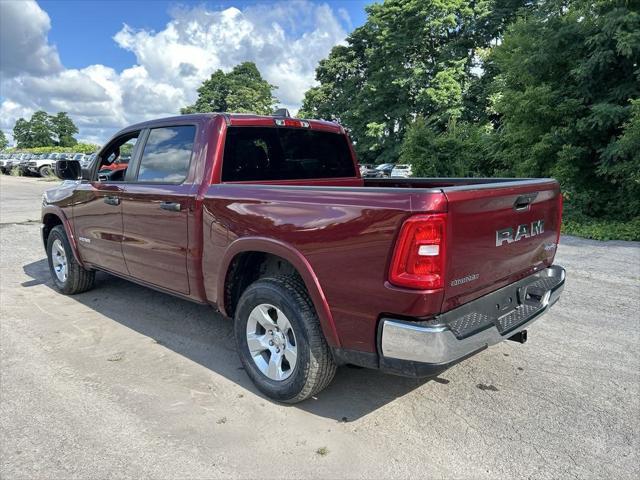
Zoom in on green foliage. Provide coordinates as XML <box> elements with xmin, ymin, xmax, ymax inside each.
<box><xmin>51</xmin><ymin>112</ymin><xmax>79</xmax><ymax>146</ymax></box>
<box><xmin>490</xmin><ymin>0</ymin><xmax>640</xmax><ymax>221</ymax></box>
<box><xmin>400</xmin><ymin>117</ymin><xmax>490</xmax><ymax>177</ymax></box>
<box><xmin>182</xmin><ymin>62</ymin><xmax>278</xmax><ymax>115</ymax></box>
<box><xmin>562</xmin><ymin>214</ymin><xmax>640</xmax><ymax>241</ymax></box>
<box><xmin>7</xmin><ymin>143</ymin><xmax>99</xmax><ymax>154</ymax></box>
<box><xmin>12</xmin><ymin>111</ymin><xmax>79</xmax><ymax>148</ymax></box>
<box><xmin>299</xmin><ymin>0</ymin><xmax>528</xmax><ymax>163</ymax></box>
<box><xmin>0</xmin><ymin>130</ymin><xmax>7</xmax><ymax>150</ymax></box>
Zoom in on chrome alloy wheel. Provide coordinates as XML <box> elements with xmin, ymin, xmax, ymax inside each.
<box><xmin>246</xmin><ymin>304</ymin><xmax>298</xmax><ymax>381</ymax></box>
<box><xmin>51</xmin><ymin>238</ymin><xmax>68</xmax><ymax>283</ymax></box>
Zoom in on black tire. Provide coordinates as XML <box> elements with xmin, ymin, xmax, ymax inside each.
<box><xmin>46</xmin><ymin>225</ymin><xmax>95</xmax><ymax>294</ymax></box>
<box><xmin>234</xmin><ymin>275</ymin><xmax>337</xmax><ymax>403</ymax></box>
<box><xmin>39</xmin><ymin>165</ymin><xmax>53</xmax><ymax>177</ymax></box>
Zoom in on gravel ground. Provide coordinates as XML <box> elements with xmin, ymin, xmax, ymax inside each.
<box><xmin>1</xmin><ymin>175</ymin><xmax>639</xmax><ymax>479</ymax></box>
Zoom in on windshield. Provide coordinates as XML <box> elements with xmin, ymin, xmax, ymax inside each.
<box><xmin>222</xmin><ymin>127</ymin><xmax>355</xmax><ymax>182</ymax></box>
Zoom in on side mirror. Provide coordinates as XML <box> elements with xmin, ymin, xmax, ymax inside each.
<box><xmin>55</xmin><ymin>159</ymin><xmax>82</xmax><ymax>180</ymax></box>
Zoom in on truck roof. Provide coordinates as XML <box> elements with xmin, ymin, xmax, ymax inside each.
<box><xmin>121</xmin><ymin>113</ymin><xmax>344</xmax><ymax>135</ymax></box>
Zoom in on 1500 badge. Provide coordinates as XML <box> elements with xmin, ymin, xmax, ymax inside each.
<box><xmin>496</xmin><ymin>220</ymin><xmax>544</xmax><ymax>246</ymax></box>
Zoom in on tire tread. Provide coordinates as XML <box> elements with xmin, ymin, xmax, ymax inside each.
<box><xmin>48</xmin><ymin>225</ymin><xmax>95</xmax><ymax>295</ymax></box>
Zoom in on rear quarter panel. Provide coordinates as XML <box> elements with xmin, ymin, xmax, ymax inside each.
<box><xmin>202</xmin><ymin>185</ymin><xmax>447</xmax><ymax>352</ymax></box>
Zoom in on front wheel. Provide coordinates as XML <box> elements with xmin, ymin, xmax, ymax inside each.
<box><xmin>46</xmin><ymin>225</ymin><xmax>95</xmax><ymax>294</ymax></box>
<box><xmin>39</xmin><ymin>165</ymin><xmax>53</xmax><ymax>177</ymax></box>
<box><xmin>234</xmin><ymin>275</ymin><xmax>336</xmax><ymax>403</ymax></box>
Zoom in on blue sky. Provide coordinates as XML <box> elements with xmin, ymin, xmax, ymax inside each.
<box><xmin>0</xmin><ymin>0</ymin><xmax>374</xmax><ymax>144</ymax></box>
<box><xmin>39</xmin><ymin>0</ymin><xmax>371</xmax><ymax>72</ymax></box>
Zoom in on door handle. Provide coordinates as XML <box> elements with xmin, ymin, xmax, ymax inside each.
<box><xmin>104</xmin><ymin>196</ymin><xmax>120</xmax><ymax>206</ymax></box>
<box><xmin>160</xmin><ymin>201</ymin><xmax>181</xmax><ymax>212</ymax></box>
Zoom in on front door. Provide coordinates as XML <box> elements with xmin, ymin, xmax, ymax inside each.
<box><xmin>73</xmin><ymin>131</ymin><xmax>141</xmax><ymax>274</ymax></box>
<box><xmin>120</xmin><ymin>125</ymin><xmax>197</xmax><ymax>295</ymax></box>
<box><xmin>73</xmin><ymin>182</ymin><xmax>126</xmax><ymax>273</ymax></box>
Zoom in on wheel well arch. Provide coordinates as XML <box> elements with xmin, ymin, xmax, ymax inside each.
<box><xmin>42</xmin><ymin>213</ymin><xmax>63</xmax><ymax>247</ymax></box>
<box><xmin>41</xmin><ymin>209</ymin><xmax>84</xmax><ymax>266</ymax></box>
<box><xmin>219</xmin><ymin>242</ymin><xmax>341</xmax><ymax>348</ymax></box>
<box><xmin>224</xmin><ymin>251</ymin><xmax>300</xmax><ymax>318</ymax></box>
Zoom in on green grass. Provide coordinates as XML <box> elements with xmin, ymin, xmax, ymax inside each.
<box><xmin>562</xmin><ymin>216</ymin><xmax>640</xmax><ymax>241</ymax></box>
<box><xmin>315</xmin><ymin>447</ymin><xmax>329</xmax><ymax>456</ymax></box>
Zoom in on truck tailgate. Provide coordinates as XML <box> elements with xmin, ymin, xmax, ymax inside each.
<box><xmin>441</xmin><ymin>179</ymin><xmax>561</xmax><ymax>312</ymax></box>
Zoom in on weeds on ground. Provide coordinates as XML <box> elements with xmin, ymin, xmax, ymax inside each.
<box><xmin>562</xmin><ymin>215</ymin><xmax>640</xmax><ymax>241</ymax></box>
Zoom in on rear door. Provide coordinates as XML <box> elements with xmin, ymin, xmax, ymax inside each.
<box><xmin>120</xmin><ymin>124</ymin><xmax>197</xmax><ymax>295</ymax></box>
<box><xmin>441</xmin><ymin>179</ymin><xmax>562</xmax><ymax>311</ymax></box>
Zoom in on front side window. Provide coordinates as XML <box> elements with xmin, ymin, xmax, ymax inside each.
<box><xmin>222</xmin><ymin>127</ymin><xmax>356</xmax><ymax>182</ymax></box>
<box><xmin>97</xmin><ymin>132</ymin><xmax>139</xmax><ymax>182</ymax></box>
<box><xmin>136</xmin><ymin>126</ymin><xmax>195</xmax><ymax>183</ymax></box>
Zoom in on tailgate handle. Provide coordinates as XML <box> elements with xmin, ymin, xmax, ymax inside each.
<box><xmin>514</xmin><ymin>193</ymin><xmax>538</xmax><ymax>211</ymax></box>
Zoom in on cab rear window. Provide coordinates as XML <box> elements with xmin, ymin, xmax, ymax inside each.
<box><xmin>222</xmin><ymin>127</ymin><xmax>356</xmax><ymax>182</ymax></box>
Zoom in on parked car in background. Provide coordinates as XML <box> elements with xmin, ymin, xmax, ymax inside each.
<box><xmin>375</xmin><ymin>163</ymin><xmax>395</xmax><ymax>177</ymax></box>
<box><xmin>3</xmin><ymin>153</ymin><xmax>18</xmax><ymax>173</ymax></box>
<box><xmin>27</xmin><ymin>153</ymin><xmax>58</xmax><ymax>177</ymax></box>
<box><xmin>43</xmin><ymin>112</ymin><xmax>565</xmax><ymax>403</ymax></box>
<box><xmin>0</xmin><ymin>154</ymin><xmax>9</xmax><ymax>174</ymax></box>
<box><xmin>12</xmin><ymin>153</ymin><xmax>28</xmax><ymax>172</ymax></box>
<box><xmin>360</xmin><ymin>164</ymin><xmax>381</xmax><ymax>178</ymax></box>
<box><xmin>391</xmin><ymin>164</ymin><xmax>413</xmax><ymax>178</ymax></box>
<box><xmin>18</xmin><ymin>153</ymin><xmax>33</xmax><ymax>175</ymax></box>
<box><xmin>80</xmin><ymin>153</ymin><xmax>97</xmax><ymax>177</ymax></box>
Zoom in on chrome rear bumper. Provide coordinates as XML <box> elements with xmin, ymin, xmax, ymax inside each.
<box><xmin>380</xmin><ymin>265</ymin><xmax>565</xmax><ymax>369</ymax></box>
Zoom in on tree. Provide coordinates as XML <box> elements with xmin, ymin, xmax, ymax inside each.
<box><xmin>490</xmin><ymin>0</ymin><xmax>640</xmax><ymax>220</ymax></box>
<box><xmin>11</xmin><ymin>111</ymin><xmax>78</xmax><ymax>148</ymax></box>
<box><xmin>299</xmin><ymin>0</ymin><xmax>528</xmax><ymax>164</ymax></box>
<box><xmin>0</xmin><ymin>130</ymin><xmax>8</xmax><ymax>150</ymax></box>
<box><xmin>29</xmin><ymin>111</ymin><xmax>55</xmax><ymax>147</ymax></box>
<box><xmin>400</xmin><ymin>117</ymin><xmax>490</xmax><ymax>177</ymax></box>
<box><xmin>182</xmin><ymin>62</ymin><xmax>278</xmax><ymax>115</ymax></box>
<box><xmin>13</xmin><ymin>118</ymin><xmax>34</xmax><ymax>148</ymax></box>
<box><xmin>51</xmin><ymin>112</ymin><xmax>78</xmax><ymax>146</ymax></box>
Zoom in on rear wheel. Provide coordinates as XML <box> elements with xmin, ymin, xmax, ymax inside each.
<box><xmin>46</xmin><ymin>225</ymin><xmax>95</xmax><ymax>294</ymax></box>
<box><xmin>234</xmin><ymin>275</ymin><xmax>336</xmax><ymax>403</ymax></box>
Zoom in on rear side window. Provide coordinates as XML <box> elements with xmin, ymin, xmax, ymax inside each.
<box><xmin>222</xmin><ymin>127</ymin><xmax>356</xmax><ymax>182</ymax></box>
<box><xmin>136</xmin><ymin>126</ymin><xmax>195</xmax><ymax>183</ymax></box>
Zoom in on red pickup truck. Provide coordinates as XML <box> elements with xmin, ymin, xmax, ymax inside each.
<box><xmin>43</xmin><ymin>113</ymin><xmax>565</xmax><ymax>403</ymax></box>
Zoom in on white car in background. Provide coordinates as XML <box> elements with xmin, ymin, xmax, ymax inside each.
<box><xmin>26</xmin><ymin>153</ymin><xmax>58</xmax><ymax>177</ymax></box>
<box><xmin>390</xmin><ymin>164</ymin><xmax>413</xmax><ymax>178</ymax></box>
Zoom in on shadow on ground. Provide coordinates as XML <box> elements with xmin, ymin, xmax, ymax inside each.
<box><xmin>23</xmin><ymin>258</ymin><xmax>431</xmax><ymax>420</ymax></box>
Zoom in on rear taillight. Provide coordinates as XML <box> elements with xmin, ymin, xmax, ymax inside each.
<box><xmin>389</xmin><ymin>213</ymin><xmax>447</xmax><ymax>290</ymax></box>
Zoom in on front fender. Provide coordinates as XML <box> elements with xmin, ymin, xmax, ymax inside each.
<box><xmin>41</xmin><ymin>205</ymin><xmax>84</xmax><ymax>267</ymax></box>
<box><xmin>217</xmin><ymin>237</ymin><xmax>341</xmax><ymax>348</ymax></box>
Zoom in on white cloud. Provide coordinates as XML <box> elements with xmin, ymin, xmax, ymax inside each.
<box><xmin>0</xmin><ymin>0</ymin><xmax>346</xmax><ymax>145</ymax></box>
<box><xmin>0</xmin><ymin>0</ymin><xmax>62</xmax><ymax>78</ymax></box>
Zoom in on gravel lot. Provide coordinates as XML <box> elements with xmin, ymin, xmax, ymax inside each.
<box><xmin>1</xmin><ymin>174</ymin><xmax>639</xmax><ymax>479</ymax></box>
